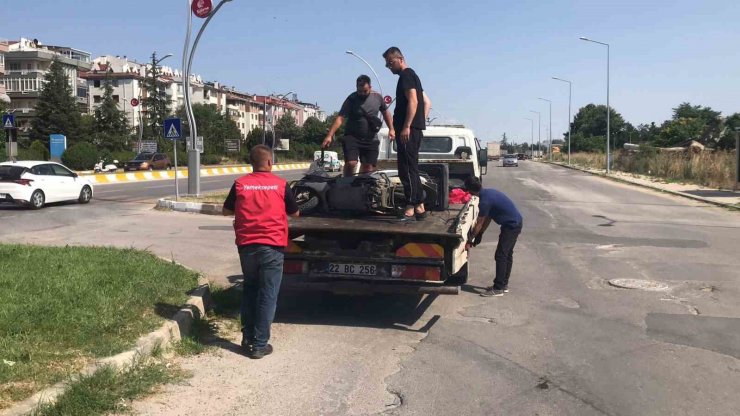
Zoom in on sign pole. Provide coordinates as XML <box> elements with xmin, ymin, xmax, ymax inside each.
<box><xmin>734</xmin><ymin>127</ymin><xmax>739</xmax><ymax>192</ymax></box>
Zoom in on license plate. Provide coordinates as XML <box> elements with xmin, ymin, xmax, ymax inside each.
<box><xmin>327</xmin><ymin>263</ymin><xmax>377</xmax><ymax>276</ymax></box>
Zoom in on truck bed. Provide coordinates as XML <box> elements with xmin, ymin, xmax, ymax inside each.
<box><xmin>288</xmin><ymin>204</ymin><xmax>469</xmax><ymax>239</ymax></box>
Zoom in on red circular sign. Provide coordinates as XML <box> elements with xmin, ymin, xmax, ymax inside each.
<box><xmin>130</xmin><ymin>98</ymin><xmax>139</xmax><ymax>107</ymax></box>
<box><xmin>384</xmin><ymin>95</ymin><xmax>392</xmax><ymax>104</ymax></box>
<box><xmin>192</xmin><ymin>0</ymin><xmax>213</xmax><ymax>18</ymax></box>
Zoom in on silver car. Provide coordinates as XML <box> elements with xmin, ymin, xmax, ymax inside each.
<box><xmin>502</xmin><ymin>155</ymin><xmax>518</xmax><ymax>167</ymax></box>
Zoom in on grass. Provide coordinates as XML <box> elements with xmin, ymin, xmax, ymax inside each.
<box><xmin>31</xmin><ymin>358</ymin><xmax>186</xmax><ymax>416</ymax></box>
<box><xmin>174</xmin><ymin>191</ymin><xmax>230</xmax><ymax>204</ymax></box>
<box><xmin>0</xmin><ymin>244</ymin><xmax>198</xmax><ymax>409</ymax></box>
<box><xmin>555</xmin><ymin>150</ymin><xmax>737</xmax><ymax>189</ymax></box>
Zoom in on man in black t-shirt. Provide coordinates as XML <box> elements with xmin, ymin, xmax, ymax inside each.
<box><xmin>383</xmin><ymin>47</ymin><xmax>432</xmax><ymax>220</ymax></box>
<box><xmin>323</xmin><ymin>75</ymin><xmax>394</xmax><ymax>176</ymax></box>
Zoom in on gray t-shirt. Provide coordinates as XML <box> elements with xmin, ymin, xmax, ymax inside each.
<box><xmin>339</xmin><ymin>91</ymin><xmax>387</xmax><ymax>140</ymax></box>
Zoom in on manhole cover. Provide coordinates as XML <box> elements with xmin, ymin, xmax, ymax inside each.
<box><xmin>608</xmin><ymin>279</ymin><xmax>670</xmax><ymax>291</ymax></box>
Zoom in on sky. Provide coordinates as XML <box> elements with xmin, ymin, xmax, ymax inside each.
<box><xmin>3</xmin><ymin>0</ymin><xmax>740</xmax><ymax>144</ymax></box>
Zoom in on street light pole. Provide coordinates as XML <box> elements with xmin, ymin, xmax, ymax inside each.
<box><xmin>580</xmin><ymin>36</ymin><xmax>610</xmax><ymax>173</ymax></box>
<box><xmin>552</xmin><ymin>77</ymin><xmax>572</xmax><ymax>165</ymax></box>
<box><xmin>530</xmin><ymin>110</ymin><xmax>541</xmax><ymax>158</ymax></box>
<box><xmin>271</xmin><ymin>91</ymin><xmax>293</xmax><ymax>163</ymax></box>
<box><xmin>346</xmin><ymin>50</ymin><xmax>383</xmax><ymax>97</ymax></box>
<box><xmin>524</xmin><ymin>118</ymin><xmax>534</xmax><ymax>157</ymax></box>
<box><xmin>538</xmin><ymin>98</ymin><xmax>552</xmax><ymax>161</ymax></box>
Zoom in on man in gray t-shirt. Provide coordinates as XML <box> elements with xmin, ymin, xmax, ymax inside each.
<box><xmin>323</xmin><ymin>75</ymin><xmax>394</xmax><ymax>176</ymax></box>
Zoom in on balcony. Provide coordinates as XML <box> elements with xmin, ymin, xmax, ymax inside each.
<box><xmin>76</xmin><ymin>96</ymin><xmax>88</xmax><ymax>105</ymax></box>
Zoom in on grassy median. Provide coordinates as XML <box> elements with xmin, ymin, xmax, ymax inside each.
<box><xmin>0</xmin><ymin>244</ymin><xmax>198</xmax><ymax>410</ymax></box>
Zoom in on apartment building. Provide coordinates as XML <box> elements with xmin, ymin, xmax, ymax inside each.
<box><xmin>0</xmin><ymin>39</ymin><xmax>9</xmax><ymax>106</ymax></box>
<box><xmin>1</xmin><ymin>38</ymin><xmax>91</xmax><ymax>134</ymax></box>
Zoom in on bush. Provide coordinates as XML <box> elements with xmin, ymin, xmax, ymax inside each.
<box><xmin>18</xmin><ymin>140</ymin><xmax>50</xmax><ymax>161</ymax></box>
<box><xmin>201</xmin><ymin>154</ymin><xmax>222</xmax><ymax>165</ymax></box>
<box><xmin>0</xmin><ymin>143</ymin><xmax>7</xmax><ymax>161</ymax></box>
<box><xmin>62</xmin><ymin>142</ymin><xmax>99</xmax><ymax>170</ymax></box>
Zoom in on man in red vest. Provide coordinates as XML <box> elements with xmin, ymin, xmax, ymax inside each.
<box><xmin>223</xmin><ymin>145</ymin><xmax>300</xmax><ymax>359</ymax></box>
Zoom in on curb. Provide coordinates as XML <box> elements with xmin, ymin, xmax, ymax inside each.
<box><xmin>156</xmin><ymin>198</ymin><xmax>223</xmax><ymax>215</ymax></box>
<box><xmin>545</xmin><ymin>161</ymin><xmax>740</xmax><ymax>211</ymax></box>
<box><xmin>2</xmin><ymin>266</ymin><xmax>212</xmax><ymax>416</ymax></box>
<box><xmin>81</xmin><ymin>163</ymin><xmax>311</xmax><ymax>185</ymax></box>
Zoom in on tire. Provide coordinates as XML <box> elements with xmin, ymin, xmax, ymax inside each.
<box><xmin>29</xmin><ymin>190</ymin><xmax>45</xmax><ymax>210</ymax></box>
<box><xmin>167</xmin><ymin>165</ymin><xmax>172</xmax><ymax>170</ymax></box>
<box><xmin>446</xmin><ymin>262</ymin><xmax>468</xmax><ymax>286</ymax></box>
<box><xmin>78</xmin><ymin>186</ymin><xmax>92</xmax><ymax>204</ymax></box>
<box><xmin>294</xmin><ymin>186</ymin><xmax>320</xmax><ymax>215</ymax></box>
<box><xmin>148</xmin><ymin>166</ymin><xmax>153</xmax><ymax>171</ymax></box>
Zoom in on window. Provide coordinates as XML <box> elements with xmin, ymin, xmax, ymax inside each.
<box><xmin>32</xmin><ymin>164</ymin><xmax>55</xmax><ymax>176</ymax></box>
<box><xmin>112</xmin><ymin>80</ymin><xmax>119</xmax><ymax>87</ymax></box>
<box><xmin>93</xmin><ymin>95</ymin><xmax>102</xmax><ymax>104</ymax></box>
<box><xmin>393</xmin><ymin>136</ymin><xmax>453</xmax><ymax>153</ymax></box>
<box><xmin>8</xmin><ymin>63</ymin><xmax>20</xmax><ymax>71</ymax></box>
<box><xmin>51</xmin><ymin>164</ymin><xmax>75</xmax><ymax>177</ymax></box>
<box><xmin>94</xmin><ymin>80</ymin><xmax>101</xmax><ymax>88</ymax></box>
<box><xmin>112</xmin><ymin>95</ymin><xmax>119</xmax><ymax>102</ymax></box>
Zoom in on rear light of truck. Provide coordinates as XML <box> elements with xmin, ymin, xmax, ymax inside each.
<box><xmin>283</xmin><ymin>260</ymin><xmax>308</xmax><ymax>275</ymax></box>
<box><xmin>391</xmin><ymin>265</ymin><xmax>441</xmax><ymax>281</ymax></box>
<box><xmin>14</xmin><ymin>179</ymin><xmax>34</xmax><ymax>186</ymax></box>
<box><xmin>395</xmin><ymin>243</ymin><xmax>444</xmax><ymax>259</ymax></box>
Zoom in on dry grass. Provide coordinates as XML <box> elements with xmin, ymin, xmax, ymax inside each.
<box><xmin>558</xmin><ymin>150</ymin><xmax>736</xmax><ymax>189</ymax></box>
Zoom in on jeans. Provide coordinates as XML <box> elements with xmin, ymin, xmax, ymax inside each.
<box><xmin>395</xmin><ymin>126</ymin><xmax>425</xmax><ymax>206</ymax></box>
<box><xmin>493</xmin><ymin>223</ymin><xmax>522</xmax><ymax>290</ymax></box>
<box><xmin>238</xmin><ymin>244</ymin><xmax>284</xmax><ymax>349</ymax></box>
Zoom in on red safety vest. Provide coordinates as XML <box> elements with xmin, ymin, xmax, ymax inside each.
<box><xmin>233</xmin><ymin>172</ymin><xmax>289</xmax><ymax>247</ymax></box>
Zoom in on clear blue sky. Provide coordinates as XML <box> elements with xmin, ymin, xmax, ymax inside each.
<box><xmin>4</xmin><ymin>0</ymin><xmax>739</xmax><ymax>143</ymax></box>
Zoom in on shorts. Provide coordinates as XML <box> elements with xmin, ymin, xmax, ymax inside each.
<box><xmin>342</xmin><ymin>134</ymin><xmax>379</xmax><ymax>165</ymax></box>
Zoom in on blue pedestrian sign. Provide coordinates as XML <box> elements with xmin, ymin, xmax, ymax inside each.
<box><xmin>163</xmin><ymin>118</ymin><xmax>182</xmax><ymax>139</ymax></box>
<box><xmin>2</xmin><ymin>114</ymin><xmax>14</xmax><ymax>129</ymax></box>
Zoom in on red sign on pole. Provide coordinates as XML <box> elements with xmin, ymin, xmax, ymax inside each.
<box><xmin>192</xmin><ymin>0</ymin><xmax>212</xmax><ymax>18</ymax></box>
<box><xmin>130</xmin><ymin>98</ymin><xmax>140</xmax><ymax>107</ymax></box>
<box><xmin>384</xmin><ymin>95</ymin><xmax>392</xmax><ymax>105</ymax></box>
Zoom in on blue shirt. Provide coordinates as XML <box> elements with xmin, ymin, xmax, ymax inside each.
<box><xmin>478</xmin><ymin>188</ymin><xmax>522</xmax><ymax>228</ymax></box>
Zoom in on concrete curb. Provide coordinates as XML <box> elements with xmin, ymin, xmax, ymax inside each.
<box><xmin>80</xmin><ymin>163</ymin><xmax>311</xmax><ymax>186</ymax></box>
<box><xmin>156</xmin><ymin>198</ymin><xmax>223</xmax><ymax>215</ymax></box>
<box><xmin>2</xmin><ymin>265</ymin><xmax>212</xmax><ymax>416</ymax></box>
<box><xmin>545</xmin><ymin>161</ymin><xmax>740</xmax><ymax>211</ymax></box>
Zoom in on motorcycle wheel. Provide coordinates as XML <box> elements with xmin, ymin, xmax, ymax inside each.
<box><xmin>293</xmin><ymin>186</ymin><xmax>320</xmax><ymax>215</ymax></box>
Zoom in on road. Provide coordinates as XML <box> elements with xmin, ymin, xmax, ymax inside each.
<box><xmin>2</xmin><ymin>161</ymin><xmax>739</xmax><ymax>415</ymax></box>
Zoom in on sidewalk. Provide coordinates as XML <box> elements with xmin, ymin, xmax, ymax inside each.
<box><xmin>547</xmin><ymin>161</ymin><xmax>740</xmax><ymax>210</ymax></box>
<box><xmin>80</xmin><ymin>163</ymin><xmax>311</xmax><ymax>185</ymax></box>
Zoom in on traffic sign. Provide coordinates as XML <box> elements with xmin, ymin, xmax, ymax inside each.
<box><xmin>186</xmin><ymin>136</ymin><xmax>204</xmax><ymax>153</ymax></box>
<box><xmin>130</xmin><ymin>98</ymin><xmax>139</xmax><ymax>107</ymax></box>
<box><xmin>163</xmin><ymin>118</ymin><xmax>182</xmax><ymax>139</ymax></box>
<box><xmin>192</xmin><ymin>0</ymin><xmax>212</xmax><ymax>18</ymax></box>
<box><xmin>383</xmin><ymin>95</ymin><xmax>392</xmax><ymax>105</ymax></box>
<box><xmin>2</xmin><ymin>114</ymin><xmax>14</xmax><ymax>129</ymax></box>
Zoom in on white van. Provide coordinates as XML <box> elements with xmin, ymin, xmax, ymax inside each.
<box><xmin>313</xmin><ymin>151</ymin><xmax>342</xmax><ymax>172</ymax></box>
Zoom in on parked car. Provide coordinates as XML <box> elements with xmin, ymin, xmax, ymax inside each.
<box><xmin>123</xmin><ymin>152</ymin><xmax>171</xmax><ymax>171</ymax></box>
<box><xmin>516</xmin><ymin>153</ymin><xmax>525</xmax><ymax>160</ymax></box>
<box><xmin>0</xmin><ymin>161</ymin><xmax>94</xmax><ymax>209</ymax></box>
<box><xmin>502</xmin><ymin>154</ymin><xmax>519</xmax><ymax>167</ymax></box>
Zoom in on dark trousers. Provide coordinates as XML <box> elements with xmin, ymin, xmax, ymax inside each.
<box><xmin>493</xmin><ymin>224</ymin><xmax>522</xmax><ymax>290</ymax></box>
<box><xmin>395</xmin><ymin>126</ymin><xmax>425</xmax><ymax>206</ymax></box>
<box><xmin>238</xmin><ymin>244</ymin><xmax>284</xmax><ymax>349</ymax></box>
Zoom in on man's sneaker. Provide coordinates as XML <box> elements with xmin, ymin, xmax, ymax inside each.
<box><xmin>480</xmin><ymin>287</ymin><xmax>504</xmax><ymax>297</ymax></box>
<box><xmin>503</xmin><ymin>286</ymin><xmax>509</xmax><ymax>293</ymax></box>
<box><xmin>249</xmin><ymin>344</ymin><xmax>273</xmax><ymax>359</ymax></box>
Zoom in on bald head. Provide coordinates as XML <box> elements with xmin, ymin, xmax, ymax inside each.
<box><xmin>249</xmin><ymin>145</ymin><xmax>273</xmax><ymax>171</ymax></box>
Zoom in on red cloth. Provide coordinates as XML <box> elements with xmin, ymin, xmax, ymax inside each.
<box><xmin>233</xmin><ymin>172</ymin><xmax>289</xmax><ymax>247</ymax></box>
<box><xmin>449</xmin><ymin>188</ymin><xmax>471</xmax><ymax>204</ymax></box>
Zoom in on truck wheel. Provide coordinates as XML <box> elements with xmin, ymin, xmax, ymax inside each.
<box><xmin>446</xmin><ymin>263</ymin><xmax>468</xmax><ymax>286</ymax></box>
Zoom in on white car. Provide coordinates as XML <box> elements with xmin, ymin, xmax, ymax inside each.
<box><xmin>0</xmin><ymin>161</ymin><xmax>94</xmax><ymax>209</ymax></box>
<box><xmin>502</xmin><ymin>155</ymin><xmax>519</xmax><ymax>167</ymax></box>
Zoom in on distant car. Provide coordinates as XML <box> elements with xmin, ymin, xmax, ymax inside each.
<box><xmin>123</xmin><ymin>152</ymin><xmax>171</xmax><ymax>171</ymax></box>
<box><xmin>502</xmin><ymin>155</ymin><xmax>519</xmax><ymax>167</ymax></box>
<box><xmin>0</xmin><ymin>161</ymin><xmax>94</xmax><ymax>209</ymax></box>
<box><xmin>517</xmin><ymin>153</ymin><xmax>525</xmax><ymax>160</ymax></box>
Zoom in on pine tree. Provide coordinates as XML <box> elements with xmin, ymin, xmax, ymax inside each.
<box><xmin>31</xmin><ymin>58</ymin><xmax>81</xmax><ymax>142</ymax></box>
<box><xmin>93</xmin><ymin>76</ymin><xmax>130</xmax><ymax>151</ymax></box>
<box><xmin>141</xmin><ymin>54</ymin><xmax>171</xmax><ymax>147</ymax></box>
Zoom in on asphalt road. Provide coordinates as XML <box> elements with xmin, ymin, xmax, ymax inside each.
<box><xmin>2</xmin><ymin>161</ymin><xmax>739</xmax><ymax>415</ymax></box>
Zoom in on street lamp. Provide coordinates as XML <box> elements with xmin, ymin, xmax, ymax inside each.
<box><xmin>552</xmin><ymin>77</ymin><xmax>572</xmax><ymax>165</ymax></box>
<box><xmin>538</xmin><ymin>97</ymin><xmax>552</xmax><ymax>161</ymax></box>
<box><xmin>346</xmin><ymin>50</ymin><xmax>383</xmax><ymax>97</ymax></box>
<box><xmin>580</xmin><ymin>36</ymin><xmax>610</xmax><ymax>173</ymax></box>
<box><xmin>524</xmin><ymin>117</ymin><xmax>534</xmax><ymax>157</ymax></box>
<box><xmin>529</xmin><ymin>110</ymin><xmax>541</xmax><ymax>158</ymax></box>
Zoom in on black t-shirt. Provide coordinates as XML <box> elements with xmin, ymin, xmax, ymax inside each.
<box><xmin>339</xmin><ymin>91</ymin><xmax>387</xmax><ymax>140</ymax></box>
<box><xmin>394</xmin><ymin>68</ymin><xmax>425</xmax><ymax>130</ymax></box>
<box><xmin>223</xmin><ymin>182</ymin><xmax>299</xmax><ymax>215</ymax></box>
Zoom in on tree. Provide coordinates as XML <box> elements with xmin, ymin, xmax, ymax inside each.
<box><xmin>93</xmin><ymin>78</ymin><xmax>130</xmax><ymax>152</ymax></box>
<box><xmin>141</xmin><ymin>55</ymin><xmax>171</xmax><ymax>143</ymax></box>
<box><xmin>569</xmin><ymin>104</ymin><xmax>627</xmax><ymax>152</ymax></box>
<box><xmin>656</xmin><ymin>102</ymin><xmax>723</xmax><ymax>147</ymax></box>
<box><xmin>500</xmin><ymin>133</ymin><xmax>509</xmax><ymax>149</ymax></box>
<box><xmin>718</xmin><ymin>113</ymin><xmax>740</xmax><ymax>150</ymax></box>
<box><xmin>176</xmin><ymin>104</ymin><xmax>240</xmax><ymax>156</ymax></box>
<box><xmin>301</xmin><ymin>116</ymin><xmax>326</xmax><ymax>145</ymax></box>
<box><xmin>274</xmin><ymin>113</ymin><xmax>301</xmax><ymax>147</ymax></box>
<box><xmin>31</xmin><ymin>58</ymin><xmax>81</xmax><ymax>143</ymax></box>
<box><xmin>323</xmin><ymin>112</ymin><xmax>345</xmax><ymax>145</ymax></box>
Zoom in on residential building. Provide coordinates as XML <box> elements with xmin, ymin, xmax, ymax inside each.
<box><xmin>1</xmin><ymin>38</ymin><xmax>92</xmax><ymax>135</ymax></box>
<box><xmin>300</xmin><ymin>101</ymin><xmax>327</xmax><ymax>122</ymax></box>
<box><xmin>83</xmin><ymin>55</ymin><xmax>146</xmax><ymax>132</ymax></box>
<box><xmin>0</xmin><ymin>39</ymin><xmax>9</xmax><ymax>105</ymax></box>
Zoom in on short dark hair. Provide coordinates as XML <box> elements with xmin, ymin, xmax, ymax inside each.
<box><xmin>464</xmin><ymin>177</ymin><xmax>482</xmax><ymax>193</ymax></box>
<box><xmin>249</xmin><ymin>144</ymin><xmax>272</xmax><ymax>167</ymax></box>
<box><xmin>382</xmin><ymin>47</ymin><xmax>404</xmax><ymax>59</ymax></box>
<box><xmin>356</xmin><ymin>74</ymin><xmax>371</xmax><ymax>86</ymax></box>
